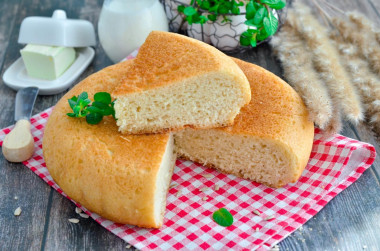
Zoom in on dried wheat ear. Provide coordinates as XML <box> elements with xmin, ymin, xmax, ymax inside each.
<box><xmin>270</xmin><ymin>10</ymin><xmax>333</xmax><ymax>131</ymax></box>
<box><xmin>270</xmin><ymin>2</ymin><xmax>371</xmax><ymax>135</ymax></box>
<box><xmin>331</xmin><ymin>15</ymin><xmax>380</xmax><ymax>136</ymax></box>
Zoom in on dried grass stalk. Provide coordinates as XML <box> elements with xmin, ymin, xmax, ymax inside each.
<box><xmin>270</xmin><ymin>10</ymin><xmax>333</xmax><ymax>130</ymax></box>
<box><xmin>331</xmin><ymin>33</ymin><xmax>380</xmax><ymax>135</ymax></box>
<box><xmin>293</xmin><ymin>2</ymin><xmax>364</xmax><ymax>124</ymax></box>
<box><xmin>348</xmin><ymin>11</ymin><xmax>380</xmax><ymax>46</ymax></box>
<box><xmin>333</xmin><ymin>16</ymin><xmax>380</xmax><ymax>75</ymax></box>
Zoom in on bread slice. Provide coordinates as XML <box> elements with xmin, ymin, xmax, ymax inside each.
<box><xmin>43</xmin><ymin>60</ymin><xmax>176</xmax><ymax>228</ymax></box>
<box><xmin>174</xmin><ymin>59</ymin><xmax>314</xmax><ymax>188</ymax></box>
<box><xmin>112</xmin><ymin>31</ymin><xmax>251</xmax><ymax>134</ymax></box>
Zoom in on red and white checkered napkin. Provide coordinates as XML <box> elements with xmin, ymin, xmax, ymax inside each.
<box><xmin>0</xmin><ymin>109</ymin><xmax>376</xmax><ymax>250</ymax></box>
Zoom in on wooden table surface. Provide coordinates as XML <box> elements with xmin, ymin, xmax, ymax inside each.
<box><xmin>0</xmin><ymin>0</ymin><xmax>379</xmax><ymax>250</ymax></box>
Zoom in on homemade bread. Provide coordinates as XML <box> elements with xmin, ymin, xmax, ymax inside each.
<box><xmin>43</xmin><ymin>60</ymin><xmax>176</xmax><ymax>228</ymax></box>
<box><xmin>174</xmin><ymin>59</ymin><xmax>314</xmax><ymax>188</ymax></box>
<box><xmin>112</xmin><ymin>31</ymin><xmax>251</xmax><ymax>134</ymax></box>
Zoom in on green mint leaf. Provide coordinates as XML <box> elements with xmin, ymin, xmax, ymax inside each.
<box><xmin>263</xmin><ymin>13</ymin><xmax>278</xmax><ymax>36</ymax></box>
<box><xmin>240</xmin><ymin>35</ymin><xmax>251</xmax><ymax>46</ymax></box>
<box><xmin>66</xmin><ymin>112</ymin><xmax>76</xmax><ymax>117</ymax></box>
<box><xmin>78</xmin><ymin>92</ymin><xmax>88</xmax><ymax>101</ymax></box>
<box><xmin>246</xmin><ymin>1</ymin><xmax>256</xmax><ymax>20</ymax></box>
<box><xmin>177</xmin><ymin>5</ymin><xmax>185</xmax><ymax>13</ymax></box>
<box><xmin>199</xmin><ymin>15</ymin><xmax>208</xmax><ymax>24</ymax></box>
<box><xmin>92</xmin><ymin>101</ymin><xmax>109</xmax><ymax>110</ymax></box>
<box><xmin>260</xmin><ymin>0</ymin><xmax>280</xmax><ymax>5</ymax></box>
<box><xmin>186</xmin><ymin>15</ymin><xmax>194</xmax><ymax>25</ymax></box>
<box><xmin>257</xmin><ymin>28</ymin><xmax>269</xmax><ymax>41</ymax></box>
<box><xmin>263</xmin><ymin>16</ymin><xmax>272</xmax><ymax>35</ymax></box>
<box><xmin>184</xmin><ymin>6</ymin><xmax>197</xmax><ymax>16</ymax></box>
<box><xmin>86</xmin><ymin>112</ymin><xmax>103</xmax><ymax>125</ymax></box>
<box><xmin>69</xmin><ymin>96</ymin><xmax>78</xmax><ymax>102</ymax></box>
<box><xmin>79</xmin><ymin>98</ymin><xmax>91</xmax><ymax>108</ymax></box>
<box><xmin>268</xmin><ymin>0</ymin><xmax>286</xmax><ymax>9</ymax></box>
<box><xmin>244</xmin><ymin>19</ymin><xmax>256</xmax><ymax>26</ymax></box>
<box><xmin>200</xmin><ymin>1</ymin><xmax>210</xmax><ymax>9</ymax></box>
<box><xmin>232</xmin><ymin>7</ymin><xmax>240</xmax><ymax>15</ymax></box>
<box><xmin>253</xmin><ymin>6</ymin><xmax>267</xmax><ymax>25</ymax></box>
<box><xmin>212</xmin><ymin>208</ymin><xmax>233</xmax><ymax>227</ymax></box>
<box><xmin>103</xmin><ymin>106</ymin><xmax>114</xmax><ymax>116</ymax></box>
<box><xmin>208</xmin><ymin>14</ymin><xmax>217</xmax><ymax>21</ymax></box>
<box><xmin>218</xmin><ymin>5</ymin><xmax>229</xmax><ymax>14</ymax></box>
<box><xmin>208</xmin><ymin>3</ymin><xmax>219</xmax><ymax>13</ymax></box>
<box><xmin>73</xmin><ymin>106</ymin><xmax>82</xmax><ymax>115</ymax></box>
<box><xmin>94</xmin><ymin>92</ymin><xmax>112</xmax><ymax>104</ymax></box>
<box><xmin>86</xmin><ymin>106</ymin><xmax>102</xmax><ymax>114</ymax></box>
<box><xmin>68</xmin><ymin>99</ymin><xmax>77</xmax><ymax>110</ymax></box>
<box><xmin>250</xmin><ymin>34</ymin><xmax>257</xmax><ymax>47</ymax></box>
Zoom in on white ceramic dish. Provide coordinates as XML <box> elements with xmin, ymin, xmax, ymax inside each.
<box><xmin>2</xmin><ymin>47</ymin><xmax>95</xmax><ymax>95</ymax></box>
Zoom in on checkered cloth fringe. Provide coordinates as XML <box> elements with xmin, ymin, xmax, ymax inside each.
<box><xmin>0</xmin><ymin>107</ymin><xmax>375</xmax><ymax>250</ymax></box>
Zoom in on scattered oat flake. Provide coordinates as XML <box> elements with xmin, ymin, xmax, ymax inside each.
<box><xmin>199</xmin><ymin>187</ymin><xmax>209</xmax><ymax>192</ymax></box>
<box><xmin>214</xmin><ymin>184</ymin><xmax>220</xmax><ymax>191</ymax></box>
<box><xmin>176</xmin><ymin>190</ymin><xmax>182</xmax><ymax>197</ymax></box>
<box><xmin>270</xmin><ymin>244</ymin><xmax>280</xmax><ymax>251</ymax></box>
<box><xmin>119</xmin><ymin>136</ymin><xmax>131</xmax><ymax>142</ymax></box>
<box><xmin>79</xmin><ymin>213</ymin><xmax>89</xmax><ymax>218</ymax></box>
<box><xmin>68</xmin><ymin>218</ymin><xmax>80</xmax><ymax>223</ymax></box>
<box><xmin>169</xmin><ymin>183</ymin><xmax>177</xmax><ymax>189</ymax></box>
<box><xmin>363</xmin><ymin>245</ymin><xmax>367</xmax><ymax>249</ymax></box>
<box><xmin>253</xmin><ymin>209</ymin><xmax>261</xmax><ymax>216</ymax></box>
<box><xmin>75</xmin><ymin>207</ymin><xmax>82</xmax><ymax>214</ymax></box>
<box><xmin>255</xmin><ymin>227</ymin><xmax>260</xmax><ymax>232</ymax></box>
<box><xmin>202</xmin><ymin>196</ymin><xmax>208</xmax><ymax>201</ymax></box>
<box><xmin>264</xmin><ymin>215</ymin><xmax>275</xmax><ymax>221</ymax></box>
<box><xmin>201</xmin><ymin>174</ymin><xmax>213</xmax><ymax>178</ymax></box>
<box><xmin>14</xmin><ymin>196</ymin><xmax>18</xmax><ymax>200</ymax></box>
<box><xmin>14</xmin><ymin>207</ymin><xmax>22</xmax><ymax>216</ymax></box>
<box><xmin>126</xmin><ymin>244</ymin><xmax>132</xmax><ymax>249</ymax></box>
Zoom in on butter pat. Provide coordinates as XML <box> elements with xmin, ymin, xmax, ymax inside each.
<box><xmin>20</xmin><ymin>44</ymin><xmax>76</xmax><ymax>80</ymax></box>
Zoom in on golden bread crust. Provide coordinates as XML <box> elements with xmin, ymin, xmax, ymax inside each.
<box><xmin>112</xmin><ymin>31</ymin><xmax>251</xmax><ymax>105</ymax></box>
<box><xmin>226</xmin><ymin>58</ymin><xmax>314</xmax><ymax>180</ymax></box>
<box><xmin>43</xmin><ymin>60</ymin><xmax>172</xmax><ymax>228</ymax></box>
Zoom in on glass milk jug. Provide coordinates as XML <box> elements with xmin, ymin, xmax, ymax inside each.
<box><xmin>98</xmin><ymin>0</ymin><xmax>169</xmax><ymax>63</ymax></box>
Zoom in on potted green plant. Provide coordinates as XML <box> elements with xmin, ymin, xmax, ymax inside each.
<box><xmin>161</xmin><ymin>0</ymin><xmax>287</xmax><ymax>51</ymax></box>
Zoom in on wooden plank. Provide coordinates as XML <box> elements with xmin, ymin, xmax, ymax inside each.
<box><xmin>43</xmin><ymin>191</ymin><xmax>128</xmax><ymax>251</ymax></box>
<box><xmin>0</xmin><ymin>0</ymin><xmax>54</xmax><ymax>250</ymax></box>
<box><xmin>0</xmin><ymin>0</ymin><xmax>20</xmax><ymax>72</ymax></box>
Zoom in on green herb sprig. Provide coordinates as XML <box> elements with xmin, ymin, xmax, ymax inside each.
<box><xmin>66</xmin><ymin>92</ymin><xmax>116</xmax><ymax>125</ymax></box>
<box><xmin>177</xmin><ymin>0</ymin><xmax>286</xmax><ymax>47</ymax></box>
<box><xmin>212</xmin><ymin>208</ymin><xmax>234</xmax><ymax>227</ymax></box>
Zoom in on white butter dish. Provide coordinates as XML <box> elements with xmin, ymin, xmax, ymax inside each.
<box><xmin>18</xmin><ymin>10</ymin><xmax>96</xmax><ymax>47</ymax></box>
<box><xmin>3</xmin><ymin>47</ymin><xmax>95</xmax><ymax>95</ymax></box>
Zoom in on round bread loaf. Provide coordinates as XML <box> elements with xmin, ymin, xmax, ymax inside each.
<box><xmin>174</xmin><ymin>58</ymin><xmax>315</xmax><ymax>188</ymax></box>
<box><xmin>43</xmin><ymin>60</ymin><xmax>176</xmax><ymax>228</ymax></box>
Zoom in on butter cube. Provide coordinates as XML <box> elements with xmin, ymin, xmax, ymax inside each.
<box><xmin>20</xmin><ymin>44</ymin><xmax>76</xmax><ymax>80</ymax></box>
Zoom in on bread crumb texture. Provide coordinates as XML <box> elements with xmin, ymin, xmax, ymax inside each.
<box><xmin>174</xmin><ymin>59</ymin><xmax>314</xmax><ymax>188</ymax></box>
